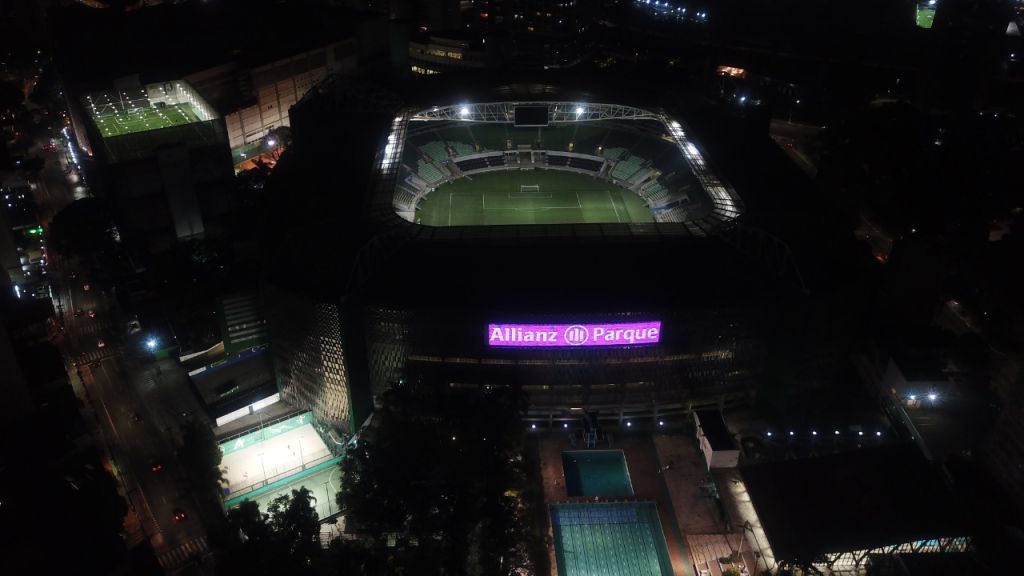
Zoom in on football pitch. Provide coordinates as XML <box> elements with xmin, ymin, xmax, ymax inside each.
<box><xmin>93</xmin><ymin>103</ymin><xmax>202</xmax><ymax>138</ymax></box>
<box><xmin>415</xmin><ymin>170</ymin><xmax>655</xmax><ymax>226</ymax></box>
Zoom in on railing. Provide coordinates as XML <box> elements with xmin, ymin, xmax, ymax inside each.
<box><xmin>223</xmin><ymin>451</ymin><xmax>336</xmax><ymax>501</ymax></box>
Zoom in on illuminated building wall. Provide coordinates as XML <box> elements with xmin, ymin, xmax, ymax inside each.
<box><xmin>265</xmin><ymin>285</ymin><xmax>354</xmax><ymax>432</ymax></box>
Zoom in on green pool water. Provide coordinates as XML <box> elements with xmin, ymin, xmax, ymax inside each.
<box><xmin>562</xmin><ymin>450</ymin><xmax>634</xmax><ymax>497</ymax></box>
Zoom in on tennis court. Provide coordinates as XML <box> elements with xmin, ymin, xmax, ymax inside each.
<box><xmin>415</xmin><ymin>170</ymin><xmax>654</xmax><ymax>226</ymax></box>
<box><xmin>551</xmin><ymin>502</ymin><xmax>673</xmax><ymax>576</ymax></box>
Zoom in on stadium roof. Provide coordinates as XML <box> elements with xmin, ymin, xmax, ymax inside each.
<box><xmin>741</xmin><ymin>445</ymin><xmax>968</xmax><ymax>563</ymax></box>
<box><xmin>268</xmin><ymin>73</ymin><xmax>867</xmax><ymax>300</ymax></box>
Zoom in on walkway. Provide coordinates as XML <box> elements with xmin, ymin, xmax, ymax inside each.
<box><xmin>537</xmin><ymin>433</ymin><xmax>693</xmax><ymax>576</ymax></box>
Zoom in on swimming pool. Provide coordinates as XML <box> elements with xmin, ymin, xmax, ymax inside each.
<box><xmin>551</xmin><ymin>502</ymin><xmax>673</xmax><ymax>576</ymax></box>
<box><xmin>562</xmin><ymin>450</ymin><xmax>634</xmax><ymax>497</ymax></box>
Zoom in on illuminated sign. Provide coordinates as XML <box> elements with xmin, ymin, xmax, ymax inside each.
<box><xmin>487</xmin><ymin>322</ymin><xmax>661</xmax><ymax>348</ymax></box>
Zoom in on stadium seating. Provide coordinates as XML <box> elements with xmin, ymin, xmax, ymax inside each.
<box><xmin>420</xmin><ymin>141</ymin><xmax>450</xmax><ymax>162</ymax></box>
<box><xmin>602</xmin><ymin>147</ymin><xmax>629</xmax><ymax>161</ymax></box>
<box><xmin>567</xmin><ymin>157</ymin><xmax>603</xmax><ymax>172</ymax></box>
<box><xmin>450</xmin><ymin>141</ymin><xmax>475</xmax><ymax>157</ymax></box>
<box><xmin>639</xmin><ymin>180</ymin><xmax>670</xmax><ymax>205</ymax></box>
<box><xmin>394</xmin><ymin>186</ymin><xmax>419</xmax><ymax>210</ymax></box>
<box><xmin>416</xmin><ymin>159</ymin><xmax>447</xmax><ymax>185</ymax></box>
<box><xmin>611</xmin><ymin>155</ymin><xmax>646</xmax><ymax>181</ymax></box>
<box><xmin>455</xmin><ymin>157</ymin><xmax>489</xmax><ymax>171</ymax></box>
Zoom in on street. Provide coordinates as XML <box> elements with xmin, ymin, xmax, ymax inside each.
<box><xmin>33</xmin><ymin>128</ymin><xmax>213</xmax><ymax>574</ymax></box>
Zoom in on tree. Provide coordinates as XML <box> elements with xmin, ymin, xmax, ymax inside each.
<box><xmin>337</xmin><ymin>385</ymin><xmax>541</xmax><ymax>575</ymax></box>
<box><xmin>0</xmin><ymin>80</ymin><xmax>24</xmax><ymax>113</ymax></box>
<box><xmin>48</xmin><ymin>198</ymin><xmax>117</xmax><ymax>259</ymax></box>
<box><xmin>267</xmin><ymin>487</ymin><xmax>321</xmax><ymax>567</ymax></box>
<box><xmin>29</xmin><ymin>64</ymin><xmax>60</xmax><ymax>109</ymax></box>
<box><xmin>178</xmin><ymin>419</ymin><xmax>224</xmax><ymax>498</ymax></box>
<box><xmin>222</xmin><ymin>490</ymin><xmax>322</xmax><ymax>576</ymax></box>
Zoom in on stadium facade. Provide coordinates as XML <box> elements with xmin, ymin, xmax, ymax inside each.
<box><xmin>263</xmin><ymin>76</ymin><xmax>804</xmax><ymax>433</ymax></box>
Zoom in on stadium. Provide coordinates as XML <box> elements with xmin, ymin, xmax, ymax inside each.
<box><xmin>385</xmin><ymin>102</ymin><xmax>741</xmax><ymax>231</ymax></box>
<box><xmin>258</xmin><ymin>75</ymin><xmax>808</xmax><ymax>438</ymax></box>
<box><xmin>256</xmin><ymin>75</ymin><xmax>851</xmax><ymax>575</ymax></box>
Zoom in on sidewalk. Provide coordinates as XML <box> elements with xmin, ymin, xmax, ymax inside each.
<box><xmin>652</xmin><ymin>434</ymin><xmax>722</xmax><ymax>535</ymax></box>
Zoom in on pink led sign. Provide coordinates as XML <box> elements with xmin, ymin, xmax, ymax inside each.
<box><xmin>487</xmin><ymin>322</ymin><xmax>662</xmax><ymax>347</ymax></box>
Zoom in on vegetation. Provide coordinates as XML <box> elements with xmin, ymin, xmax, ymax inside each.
<box><xmin>48</xmin><ymin>198</ymin><xmax>118</xmax><ymax>259</ymax></box>
<box><xmin>223</xmin><ymin>488</ymin><xmax>321</xmax><ymax>576</ymax></box>
<box><xmin>0</xmin><ymin>444</ymin><xmax>128</xmax><ymax>574</ymax></box>
<box><xmin>178</xmin><ymin>418</ymin><xmax>225</xmax><ymax>499</ymax></box>
<box><xmin>334</xmin><ymin>384</ymin><xmax>544</xmax><ymax>575</ymax></box>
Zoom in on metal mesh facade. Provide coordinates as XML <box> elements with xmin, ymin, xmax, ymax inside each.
<box><xmin>363</xmin><ymin>307</ymin><xmax>767</xmax><ymax>417</ymax></box>
<box><xmin>265</xmin><ymin>285</ymin><xmax>352</xmax><ymax>431</ymax></box>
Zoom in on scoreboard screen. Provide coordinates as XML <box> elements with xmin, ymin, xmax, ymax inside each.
<box><xmin>514</xmin><ymin>106</ymin><xmax>549</xmax><ymax>127</ymax></box>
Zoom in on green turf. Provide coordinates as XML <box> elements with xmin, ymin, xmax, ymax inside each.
<box><xmin>415</xmin><ymin>170</ymin><xmax>655</xmax><ymax>226</ymax></box>
<box><xmin>915</xmin><ymin>6</ymin><xmax>935</xmax><ymax>29</ymax></box>
<box><xmin>91</xmin><ymin>102</ymin><xmax>202</xmax><ymax>139</ymax></box>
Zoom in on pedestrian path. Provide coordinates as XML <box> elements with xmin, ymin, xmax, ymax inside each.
<box><xmin>77</xmin><ymin>347</ymin><xmax>119</xmax><ymax>365</ymax></box>
<box><xmin>157</xmin><ymin>536</ymin><xmax>209</xmax><ymax>572</ymax></box>
<box><xmin>73</xmin><ymin>319</ymin><xmax>112</xmax><ymax>337</ymax></box>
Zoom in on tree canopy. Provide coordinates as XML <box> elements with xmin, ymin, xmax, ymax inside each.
<box><xmin>223</xmin><ymin>488</ymin><xmax>321</xmax><ymax>576</ymax></box>
<box><xmin>48</xmin><ymin>197</ymin><xmax>118</xmax><ymax>259</ymax></box>
<box><xmin>336</xmin><ymin>385</ymin><xmax>544</xmax><ymax>575</ymax></box>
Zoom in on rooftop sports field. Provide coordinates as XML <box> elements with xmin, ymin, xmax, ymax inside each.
<box><xmin>415</xmin><ymin>170</ymin><xmax>655</xmax><ymax>226</ymax></box>
<box><xmin>89</xmin><ymin>102</ymin><xmax>202</xmax><ymax>138</ymax></box>
<box><xmin>552</xmin><ymin>502</ymin><xmax>673</xmax><ymax>576</ymax></box>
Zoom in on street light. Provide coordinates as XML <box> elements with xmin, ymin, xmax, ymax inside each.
<box><xmin>145</xmin><ymin>337</ymin><xmax>158</xmax><ymax>350</ymax></box>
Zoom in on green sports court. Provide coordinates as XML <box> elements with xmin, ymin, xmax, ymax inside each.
<box><xmin>91</xmin><ymin>102</ymin><xmax>202</xmax><ymax>138</ymax></box>
<box><xmin>415</xmin><ymin>169</ymin><xmax>655</xmax><ymax>226</ymax></box>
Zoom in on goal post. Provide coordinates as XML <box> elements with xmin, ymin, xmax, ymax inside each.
<box><xmin>519</xmin><ymin>184</ymin><xmax>540</xmax><ymax>194</ymax></box>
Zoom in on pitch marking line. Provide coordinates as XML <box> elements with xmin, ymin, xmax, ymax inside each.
<box><xmin>609</xmin><ymin>190</ymin><xmax>622</xmax><ymax>223</ymax></box>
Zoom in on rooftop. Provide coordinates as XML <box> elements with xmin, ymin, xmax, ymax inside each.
<box><xmin>741</xmin><ymin>445</ymin><xmax>967</xmax><ymax>563</ymax></box>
